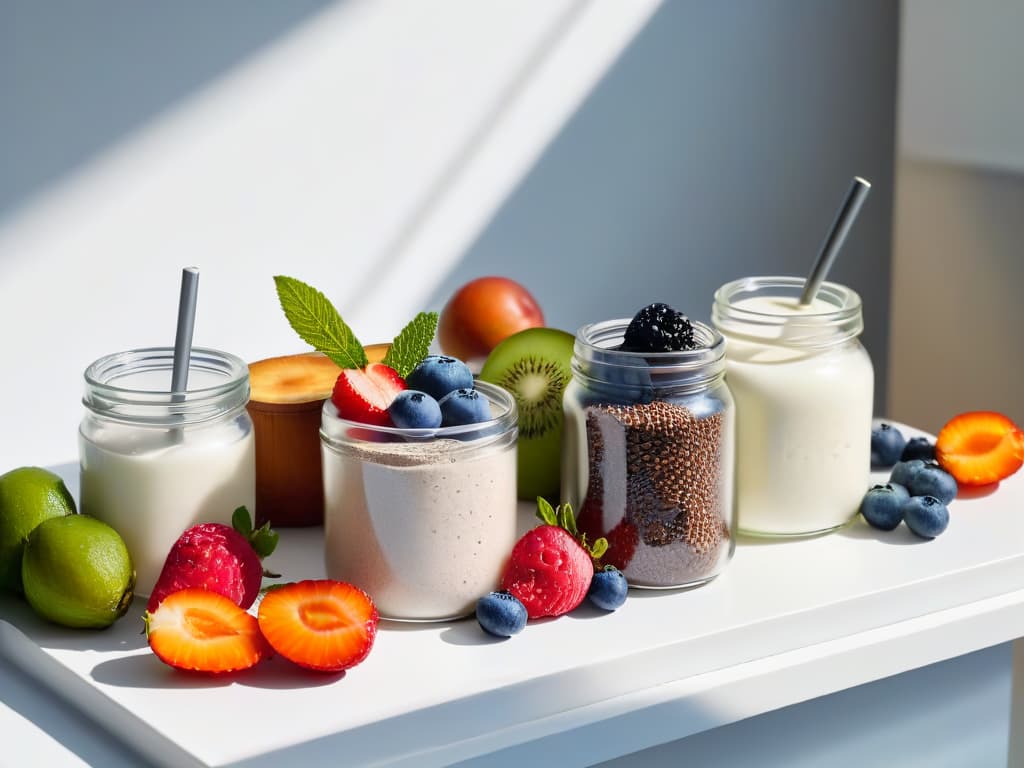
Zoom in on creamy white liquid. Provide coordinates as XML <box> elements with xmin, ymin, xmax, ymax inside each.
<box><xmin>723</xmin><ymin>295</ymin><xmax>873</xmax><ymax>535</ymax></box>
<box><xmin>80</xmin><ymin>425</ymin><xmax>255</xmax><ymax>595</ymax></box>
<box><xmin>323</xmin><ymin>438</ymin><xmax>517</xmax><ymax>621</ymax></box>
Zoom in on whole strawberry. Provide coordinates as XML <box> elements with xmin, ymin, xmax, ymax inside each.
<box><xmin>146</xmin><ymin>507</ymin><xmax>279</xmax><ymax>613</ymax></box>
<box><xmin>500</xmin><ymin>498</ymin><xmax>607</xmax><ymax>619</ymax></box>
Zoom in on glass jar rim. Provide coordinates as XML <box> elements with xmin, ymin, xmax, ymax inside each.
<box><xmin>83</xmin><ymin>347</ymin><xmax>250</xmax><ymax>424</ymax></box>
<box><xmin>712</xmin><ymin>276</ymin><xmax>863</xmax><ymax>348</ymax></box>
<box><xmin>320</xmin><ymin>379</ymin><xmax>518</xmax><ymax>445</ymax></box>
<box><xmin>573</xmin><ymin>318</ymin><xmax>725</xmax><ymax>368</ymax></box>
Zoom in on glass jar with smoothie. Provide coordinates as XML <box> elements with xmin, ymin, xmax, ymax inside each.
<box><xmin>79</xmin><ymin>347</ymin><xmax>255</xmax><ymax>595</ymax></box>
<box><xmin>321</xmin><ymin>380</ymin><xmax>518</xmax><ymax>621</ymax></box>
<box><xmin>712</xmin><ymin>276</ymin><xmax>873</xmax><ymax>536</ymax></box>
<box><xmin>562</xmin><ymin>316</ymin><xmax>736</xmax><ymax>588</ymax></box>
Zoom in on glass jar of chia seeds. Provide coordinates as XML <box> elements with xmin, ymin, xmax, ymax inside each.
<box><xmin>562</xmin><ymin>319</ymin><xmax>736</xmax><ymax>588</ymax></box>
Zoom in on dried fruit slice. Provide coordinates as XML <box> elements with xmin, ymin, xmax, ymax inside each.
<box><xmin>257</xmin><ymin>580</ymin><xmax>379</xmax><ymax>672</ymax></box>
<box><xmin>935</xmin><ymin>411</ymin><xmax>1024</xmax><ymax>486</ymax></box>
<box><xmin>145</xmin><ymin>588</ymin><xmax>269</xmax><ymax>673</ymax></box>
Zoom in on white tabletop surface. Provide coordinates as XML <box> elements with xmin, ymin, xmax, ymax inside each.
<box><xmin>2</xmin><ymin>437</ymin><xmax>1024</xmax><ymax>767</ymax></box>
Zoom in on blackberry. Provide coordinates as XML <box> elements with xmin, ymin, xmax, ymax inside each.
<box><xmin>621</xmin><ymin>303</ymin><xmax>696</xmax><ymax>352</ymax></box>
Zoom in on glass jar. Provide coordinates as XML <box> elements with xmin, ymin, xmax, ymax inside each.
<box><xmin>79</xmin><ymin>348</ymin><xmax>255</xmax><ymax>596</ymax></box>
<box><xmin>562</xmin><ymin>319</ymin><xmax>736</xmax><ymax>589</ymax></box>
<box><xmin>321</xmin><ymin>380</ymin><xmax>518</xmax><ymax>621</ymax></box>
<box><xmin>712</xmin><ymin>276</ymin><xmax>873</xmax><ymax>537</ymax></box>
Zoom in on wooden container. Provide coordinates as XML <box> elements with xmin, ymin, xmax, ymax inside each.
<box><xmin>246</xmin><ymin>347</ymin><xmax>390</xmax><ymax>527</ymax></box>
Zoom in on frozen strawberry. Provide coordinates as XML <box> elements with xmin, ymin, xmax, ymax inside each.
<box><xmin>936</xmin><ymin>411</ymin><xmax>1024</xmax><ymax>486</ymax></box>
<box><xmin>145</xmin><ymin>588</ymin><xmax>269</xmax><ymax>673</ymax></box>
<box><xmin>257</xmin><ymin>580</ymin><xmax>378</xmax><ymax>672</ymax></box>
<box><xmin>499</xmin><ymin>498</ymin><xmax>607</xmax><ymax>619</ymax></box>
<box><xmin>331</xmin><ymin>363</ymin><xmax>406</xmax><ymax>425</ymax></box>
<box><xmin>147</xmin><ymin>507</ymin><xmax>279</xmax><ymax>613</ymax></box>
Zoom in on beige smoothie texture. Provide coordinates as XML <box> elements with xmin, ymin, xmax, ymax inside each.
<box><xmin>323</xmin><ymin>436</ymin><xmax>517</xmax><ymax>621</ymax></box>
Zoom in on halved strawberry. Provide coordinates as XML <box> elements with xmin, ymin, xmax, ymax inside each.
<box><xmin>331</xmin><ymin>363</ymin><xmax>406</xmax><ymax>425</ymax></box>
<box><xmin>145</xmin><ymin>588</ymin><xmax>269</xmax><ymax>673</ymax></box>
<box><xmin>935</xmin><ymin>411</ymin><xmax>1024</xmax><ymax>486</ymax></box>
<box><xmin>257</xmin><ymin>580</ymin><xmax>378</xmax><ymax>672</ymax></box>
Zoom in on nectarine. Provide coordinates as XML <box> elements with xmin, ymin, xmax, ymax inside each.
<box><xmin>438</xmin><ymin>277</ymin><xmax>544</xmax><ymax>361</ymax></box>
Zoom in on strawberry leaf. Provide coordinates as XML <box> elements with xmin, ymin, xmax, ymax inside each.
<box><xmin>589</xmin><ymin>536</ymin><xmax>609</xmax><ymax>561</ymax></box>
<box><xmin>382</xmin><ymin>312</ymin><xmax>438</xmax><ymax>378</ymax></box>
<box><xmin>536</xmin><ymin>497</ymin><xmax>559</xmax><ymax>526</ymax></box>
<box><xmin>559</xmin><ymin>503</ymin><xmax>579</xmax><ymax>537</ymax></box>
<box><xmin>231</xmin><ymin>506</ymin><xmax>253</xmax><ymax>538</ymax></box>
<box><xmin>274</xmin><ymin>275</ymin><xmax>368</xmax><ymax>370</ymax></box>
<box><xmin>249</xmin><ymin>521</ymin><xmax>279</xmax><ymax>560</ymax></box>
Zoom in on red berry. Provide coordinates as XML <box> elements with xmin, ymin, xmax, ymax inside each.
<box><xmin>500</xmin><ymin>525</ymin><xmax>594</xmax><ymax>619</ymax></box>
<box><xmin>145</xmin><ymin>588</ymin><xmax>269</xmax><ymax>674</ymax></box>
<box><xmin>147</xmin><ymin>507</ymin><xmax>277</xmax><ymax>613</ymax></box>
<box><xmin>257</xmin><ymin>580</ymin><xmax>378</xmax><ymax>672</ymax></box>
<box><xmin>331</xmin><ymin>363</ymin><xmax>406</xmax><ymax>425</ymax></box>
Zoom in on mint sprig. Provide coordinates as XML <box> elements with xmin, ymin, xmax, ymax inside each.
<box><xmin>273</xmin><ymin>276</ymin><xmax>368</xmax><ymax>370</ymax></box>
<box><xmin>383</xmin><ymin>312</ymin><xmax>438</xmax><ymax>378</ymax></box>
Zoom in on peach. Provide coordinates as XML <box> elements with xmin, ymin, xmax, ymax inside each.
<box><xmin>438</xmin><ymin>277</ymin><xmax>544</xmax><ymax>361</ymax></box>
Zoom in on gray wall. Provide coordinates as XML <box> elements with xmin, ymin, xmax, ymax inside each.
<box><xmin>429</xmin><ymin>0</ymin><xmax>899</xmax><ymax>412</ymax></box>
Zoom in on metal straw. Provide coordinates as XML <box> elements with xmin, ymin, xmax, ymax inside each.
<box><xmin>800</xmin><ymin>177</ymin><xmax>871</xmax><ymax>305</ymax></box>
<box><xmin>171</xmin><ymin>267</ymin><xmax>200</xmax><ymax>394</ymax></box>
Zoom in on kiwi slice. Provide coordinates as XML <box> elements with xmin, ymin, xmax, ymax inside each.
<box><xmin>479</xmin><ymin>327</ymin><xmax>575</xmax><ymax>501</ymax></box>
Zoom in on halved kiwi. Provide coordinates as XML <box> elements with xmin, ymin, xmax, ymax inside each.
<box><xmin>479</xmin><ymin>327</ymin><xmax>574</xmax><ymax>501</ymax></box>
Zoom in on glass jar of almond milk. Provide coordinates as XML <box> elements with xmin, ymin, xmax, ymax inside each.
<box><xmin>79</xmin><ymin>348</ymin><xmax>255</xmax><ymax>595</ymax></box>
<box><xmin>320</xmin><ymin>380</ymin><xmax>518</xmax><ymax>622</ymax></box>
<box><xmin>712</xmin><ymin>276</ymin><xmax>873</xmax><ymax>537</ymax></box>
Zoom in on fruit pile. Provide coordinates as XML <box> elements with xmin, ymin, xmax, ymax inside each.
<box><xmin>143</xmin><ymin>507</ymin><xmax>377</xmax><ymax>674</ymax></box>
<box><xmin>475</xmin><ymin>498</ymin><xmax>628</xmax><ymax>638</ymax></box>
<box><xmin>862</xmin><ymin>413</ymin><xmax>1024</xmax><ymax>538</ymax></box>
<box><xmin>0</xmin><ymin>466</ymin><xmax>134</xmax><ymax>629</ymax></box>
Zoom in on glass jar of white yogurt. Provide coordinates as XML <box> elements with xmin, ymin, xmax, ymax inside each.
<box><xmin>321</xmin><ymin>380</ymin><xmax>518</xmax><ymax>622</ymax></box>
<box><xmin>79</xmin><ymin>348</ymin><xmax>255</xmax><ymax>596</ymax></box>
<box><xmin>562</xmin><ymin>319</ymin><xmax>736</xmax><ymax>588</ymax></box>
<box><xmin>712</xmin><ymin>276</ymin><xmax>873</xmax><ymax>537</ymax></box>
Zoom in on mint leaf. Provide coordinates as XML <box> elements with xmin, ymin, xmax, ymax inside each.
<box><xmin>273</xmin><ymin>276</ymin><xmax>368</xmax><ymax>370</ymax></box>
<box><xmin>382</xmin><ymin>312</ymin><xmax>438</xmax><ymax>378</ymax></box>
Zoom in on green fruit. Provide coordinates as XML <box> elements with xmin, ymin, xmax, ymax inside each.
<box><xmin>21</xmin><ymin>515</ymin><xmax>135</xmax><ymax>629</ymax></box>
<box><xmin>0</xmin><ymin>466</ymin><xmax>76</xmax><ymax>593</ymax></box>
<box><xmin>479</xmin><ymin>327</ymin><xmax>575</xmax><ymax>502</ymax></box>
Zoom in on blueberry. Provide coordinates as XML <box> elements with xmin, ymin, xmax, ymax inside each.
<box><xmin>859</xmin><ymin>483</ymin><xmax>910</xmax><ymax>531</ymax></box>
<box><xmin>900</xmin><ymin>436</ymin><xmax>936</xmax><ymax>462</ymax></box>
<box><xmin>890</xmin><ymin>459</ymin><xmax>926</xmax><ymax>488</ymax></box>
<box><xmin>588</xmin><ymin>566</ymin><xmax>628</xmax><ymax>611</ymax></box>
<box><xmin>476</xmin><ymin>591</ymin><xmax>527</xmax><ymax>637</ymax></box>
<box><xmin>387</xmin><ymin>390</ymin><xmax>442</xmax><ymax>429</ymax></box>
<box><xmin>906</xmin><ymin>461</ymin><xmax>958</xmax><ymax>504</ymax></box>
<box><xmin>621</xmin><ymin>303</ymin><xmax>696</xmax><ymax>352</ymax></box>
<box><xmin>871</xmin><ymin>422</ymin><xmax>907</xmax><ymax>467</ymax></box>
<box><xmin>439</xmin><ymin>388</ymin><xmax>492</xmax><ymax>426</ymax></box>
<box><xmin>406</xmin><ymin>355</ymin><xmax>474</xmax><ymax>401</ymax></box>
<box><xmin>902</xmin><ymin>495</ymin><xmax>950</xmax><ymax>539</ymax></box>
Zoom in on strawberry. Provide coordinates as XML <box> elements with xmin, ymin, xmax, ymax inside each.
<box><xmin>936</xmin><ymin>411</ymin><xmax>1024</xmax><ymax>486</ymax></box>
<box><xmin>331</xmin><ymin>363</ymin><xmax>406</xmax><ymax>426</ymax></box>
<box><xmin>145</xmin><ymin>588</ymin><xmax>269</xmax><ymax>673</ymax></box>
<box><xmin>257</xmin><ymin>580</ymin><xmax>378</xmax><ymax>672</ymax></box>
<box><xmin>146</xmin><ymin>506</ymin><xmax>279</xmax><ymax>613</ymax></box>
<box><xmin>499</xmin><ymin>498</ymin><xmax>608</xmax><ymax>619</ymax></box>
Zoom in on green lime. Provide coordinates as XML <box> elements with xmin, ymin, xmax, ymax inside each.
<box><xmin>0</xmin><ymin>466</ymin><xmax>76</xmax><ymax>593</ymax></box>
<box><xmin>21</xmin><ymin>515</ymin><xmax>135</xmax><ymax>629</ymax></box>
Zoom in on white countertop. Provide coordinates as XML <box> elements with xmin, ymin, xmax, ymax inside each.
<box><xmin>2</xmin><ymin>441</ymin><xmax>1023</xmax><ymax>767</ymax></box>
